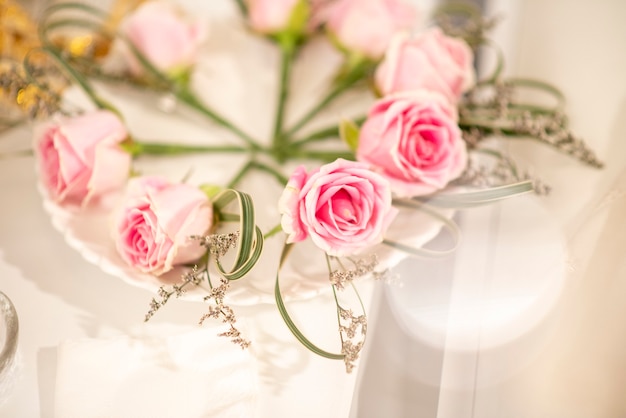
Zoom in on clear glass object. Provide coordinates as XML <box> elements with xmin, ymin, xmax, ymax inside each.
<box><xmin>0</xmin><ymin>291</ymin><xmax>19</xmax><ymax>403</ymax></box>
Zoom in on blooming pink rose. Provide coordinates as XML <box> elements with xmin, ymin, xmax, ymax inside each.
<box><xmin>323</xmin><ymin>0</ymin><xmax>417</xmax><ymax>59</ymax></box>
<box><xmin>120</xmin><ymin>2</ymin><xmax>206</xmax><ymax>76</ymax></box>
<box><xmin>375</xmin><ymin>28</ymin><xmax>475</xmax><ymax>101</ymax></box>
<box><xmin>279</xmin><ymin>159</ymin><xmax>397</xmax><ymax>256</ymax></box>
<box><xmin>35</xmin><ymin>110</ymin><xmax>131</xmax><ymax>206</ymax></box>
<box><xmin>357</xmin><ymin>90</ymin><xmax>467</xmax><ymax>197</ymax></box>
<box><xmin>246</xmin><ymin>0</ymin><xmax>305</xmax><ymax>35</ymax></box>
<box><xmin>114</xmin><ymin>176</ymin><xmax>212</xmax><ymax>275</ymax></box>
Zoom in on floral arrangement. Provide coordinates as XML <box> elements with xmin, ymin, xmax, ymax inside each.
<box><xmin>0</xmin><ymin>0</ymin><xmax>602</xmax><ymax>373</ymax></box>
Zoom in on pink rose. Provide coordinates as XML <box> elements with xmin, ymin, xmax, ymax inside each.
<box><xmin>323</xmin><ymin>0</ymin><xmax>417</xmax><ymax>59</ymax></box>
<box><xmin>246</xmin><ymin>0</ymin><xmax>306</xmax><ymax>35</ymax></box>
<box><xmin>357</xmin><ymin>90</ymin><xmax>467</xmax><ymax>197</ymax></box>
<box><xmin>35</xmin><ymin>110</ymin><xmax>131</xmax><ymax>206</ymax></box>
<box><xmin>279</xmin><ymin>159</ymin><xmax>397</xmax><ymax>256</ymax></box>
<box><xmin>375</xmin><ymin>28</ymin><xmax>475</xmax><ymax>101</ymax></box>
<box><xmin>114</xmin><ymin>176</ymin><xmax>212</xmax><ymax>275</ymax></box>
<box><xmin>120</xmin><ymin>2</ymin><xmax>206</xmax><ymax>76</ymax></box>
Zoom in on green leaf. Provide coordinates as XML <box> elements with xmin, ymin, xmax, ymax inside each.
<box><xmin>384</xmin><ymin>201</ymin><xmax>461</xmax><ymax>258</ymax></box>
<box><xmin>339</xmin><ymin>118</ymin><xmax>360</xmax><ymax>152</ymax></box>
<box><xmin>274</xmin><ymin>242</ymin><xmax>344</xmax><ymax>360</ymax></box>
<box><xmin>413</xmin><ymin>181</ymin><xmax>534</xmax><ymax>209</ymax></box>
<box><xmin>211</xmin><ymin>189</ymin><xmax>264</xmax><ymax>281</ymax></box>
<box><xmin>386</xmin><ymin>181</ymin><xmax>534</xmax><ymax>257</ymax></box>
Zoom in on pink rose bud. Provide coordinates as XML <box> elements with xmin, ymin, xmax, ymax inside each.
<box><xmin>246</xmin><ymin>0</ymin><xmax>309</xmax><ymax>36</ymax></box>
<box><xmin>357</xmin><ymin>90</ymin><xmax>468</xmax><ymax>197</ymax></box>
<box><xmin>324</xmin><ymin>0</ymin><xmax>417</xmax><ymax>60</ymax></box>
<box><xmin>279</xmin><ymin>159</ymin><xmax>397</xmax><ymax>257</ymax></box>
<box><xmin>120</xmin><ymin>2</ymin><xmax>206</xmax><ymax>77</ymax></box>
<box><xmin>35</xmin><ymin>110</ymin><xmax>131</xmax><ymax>206</ymax></box>
<box><xmin>114</xmin><ymin>176</ymin><xmax>213</xmax><ymax>276</ymax></box>
<box><xmin>375</xmin><ymin>28</ymin><xmax>475</xmax><ymax>102</ymax></box>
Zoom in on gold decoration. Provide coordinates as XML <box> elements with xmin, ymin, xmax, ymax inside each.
<box><xmin>0</xmin><ymin>0</ymin><xmax>141</xmax><ymax>123</ymax></box>
<box><xmin>48</xmin><ymin>0</ymin><xmax>146</xmax><ymax>60</ymax></box>
<box><xmin>0</xmin><ymin>0</ymin><xmax>59</xmax><ymax>124</ymax></box>
<box><xmin>0</xmin><ymin>0</ymin><xmax>40</xmax><ymax>62</ymax></box>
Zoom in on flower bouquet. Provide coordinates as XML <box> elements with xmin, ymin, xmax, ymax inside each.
<box><xmin>0</xmin><ymin>0</ymin><xmax>602</xmax><ymax>372</ymax></box>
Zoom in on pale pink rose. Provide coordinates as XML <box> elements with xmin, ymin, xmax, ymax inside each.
<box><xmin>278</xmin><ymin>165</ymin><xmax>309</xmax><ymax>243</ymax></box>
<box><xmin>279</xmin><ymin>159</ymin><xmax>397</xmax><ymax>256</ymax></box>
<box><xmin>120</xmin><ymin>2</ymin><xmax>206</xmax><ymax>76</ymax></box>
<box><xmin>35</xmin><ymin>110</ymin><xmax>131</xmax><ymax>206</ymax></box>
<box><xmin>357</xmin><ymin>90</ymin><xmax>467</xmax><ymax>197</ymax></box>
<box><xmin>375</xmin><ymin>28</ymin><xmax>475</xmax><ymax>101</ymax></box>
<box><xmin>323</xmin><ymin>0</ymin><xmax>417</xmax><ymax>59</ymax></box>
<box><xmin>114</xmin><ymin>176</ymin><xmax>212</xmax><ymax>275</ymax></box>
<box><xmin>246</xmin><ymin>0</ymin><xmax>303</xmax><ymax>34</ymax></box>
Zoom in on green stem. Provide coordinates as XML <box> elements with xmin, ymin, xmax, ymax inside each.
<box><xmin>130</xmin><ymin>141</ymin><xmax>249</xmax><ymax>157</ymax></box>
<box><xmin>331</xmin><ymin>283</ymin><xmax>344</xmax><ymax>343</ymax></box>
<box><xmin>176</xmin><ymin>89</ymin><xmax>262</xmax><ymax>151</ymax></box>
<box><xmin>227</xmin><ymin>160</ymin><xmax>255</xmax><ymax>189</ymax></box>
<box><xmin>286</xmin><ymin>149</ymin><xmax>355</xmax><ymax>163</ymax></box>
<box><xmin>233</xmin><ymin>0</ymin><xmax>248</xmax><ymax>16</ymax></box>
<box><xmin>39</xmin><ymin>4</ymin><xmax>261</xmax><ymax>152</ymax></box>
<box><xmin>250</xmin><ymin>161</ymin><xmax>289</xmax><ymax>185</ymax></box>
<box><xmin>271</xmin><ymin>40</ymin><xmax>296</xmax><ymax>162</ymax></box>
<box><xmin>39</xmin><ymin>46</ymin><xmax>117</xmax><ymax>113</ymax></box>
<box><xmin>284</xmin><ymin>68</ymin><xmax>365</xmax><ymax>139</ymax></box>
<box><xmin>459</xmin><ymin>118</ymin><xmax>516</xmax><ymax>132</ymax></box>
<box><xmin>292</xmin><ymin>125</ymin><xmax>340</xmax><ymax>147</ymax></box>
<box><xmin>506</xmin><ymin>77</ymin><xmax>566</xmax><ymax>108</ymax></box>
<box><xmin>224</xmin><ymin>159</ymin><xmax>288</xmax><ymax>189</ymax></box>
<box><xmin>122</xmin><ymin>33</ymin><xmax>262</xmax><ymax>150</ymax></box>
<box><xmin>264</xmin><ymin>223</ymin><xmax>283</xmax><ymax>239</ymax></box>
<box><xmin>291</xmin><ymin>115</ymin><xmax>367</xmax><ymax>148</ymax></box>
<box><xmin>275</xmin><ymin>242</ymin><xmax>344</xmax><ymax>360</ymax></box>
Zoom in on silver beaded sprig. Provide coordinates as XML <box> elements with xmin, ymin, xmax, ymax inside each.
<box><xmin>329</xmin><ymin>254</ymin><xmax>379</xmax><ymax>290</ymax></box>
<box><xmin>143</xmin><ymin>231</ymin><xmax>249</xmax><ymax>348</ymax></box>
<box><xmin>513</xmin><ymin>111</ymin><xmax>603</xmax><ymax>168</ymax></box>
<box><xmin>199</xmin><ymin>278</ymin><xmax>250</xmax><ymax>349</ymax></box>
<box><xmin>191</xmin><ymin>231</ymin><xmax>240</xmax><ymax>258</ymax></box>
<box><xmin>436</xmin><ymin>11</ymin><xmax>500</xmax><ymax>50</ymax></box>
<box><xmin>463</xmin><ymin>81</ymin><xmax>515</xmax><ymax>121</ymax></box>
<box><xmin>456</xmin><ymin>149</ymin><xmax>552</xmax><ymax>195</ymax></box>
<box><xmin>144</xmin><ymin>266</ymin><xmax>203</xmax><ymax>322</ymax></box>
<box><xmin>326</xmin><ymin>253</ymin><xmax>382</xmax><ymax>372</ymax></box>
<box><xmin>372</xmin><ymin>268</ymin><xmax>391</xmax><ymax>282</ymax></box>
<box><xmin>461</xmin><ymin>80</ymin><xmax>604</xmax><ymax>169</ymax></box>
<box><xmin>338</xmin><ymin>307</ymin><xmax>367</xmax><ymax>373</ymax></box>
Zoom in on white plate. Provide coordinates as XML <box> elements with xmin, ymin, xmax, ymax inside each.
<box><xmin>40</xmin><ymin>11</ymin><xmax>452</xmax><ymax>305</ymax></box>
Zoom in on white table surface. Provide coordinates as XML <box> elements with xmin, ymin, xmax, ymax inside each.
<box><xmin>2</xmin><ymin>0</ymin><xmax>626</xmax><ymax>417</ymax></box>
